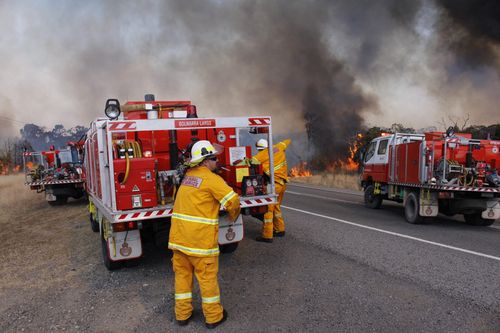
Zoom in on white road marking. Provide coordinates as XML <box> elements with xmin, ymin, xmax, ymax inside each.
<box><xmin>287</xmin><ymin>190</ymin><xmax>362</xmax><ymax>205</ymax></box>
<box><xmin>282</xmin><ymin>205</ymin><xmax>500</xmax><ymax>262</ymax></box>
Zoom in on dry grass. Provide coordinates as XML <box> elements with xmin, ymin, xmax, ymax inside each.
<box><xmin>291</xmin><ymin>171</ymin><xmax>361</xmax><ymax>191</ymax></box>
<box><xmin>0</xmin><ymin>174</ymin><xmax>37</xmax><ymax>211</ymax></box>
<box><xmin>0</xmin><ymin>174</ymin><xmax>88</xmax><ymax>294</ymax></box>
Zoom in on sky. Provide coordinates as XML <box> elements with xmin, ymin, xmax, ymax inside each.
<box><xmin>0</xmin><ymin>0</ymin><xmax>499</xmax><ymax>147</ymax></box>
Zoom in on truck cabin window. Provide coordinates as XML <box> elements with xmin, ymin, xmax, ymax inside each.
<box><xmin>377</xmin><ymin>139</ymin><xmax>389</xmax><ymax>155</ymax></box>
<box><xmin>364</xmin><ymin>141</ymin><xmax>376</xmax><ymax>162</ymax></box>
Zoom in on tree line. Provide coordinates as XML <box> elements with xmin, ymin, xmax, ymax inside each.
<box><xmin>0</xmin><ymin>122</ymin><xmax>498</xmax><ymax>175</ymax></box>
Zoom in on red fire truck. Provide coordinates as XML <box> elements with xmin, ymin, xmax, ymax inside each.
<box><xmin>23</xmin><ymin>142</ymin><xmax>86</xmax><ymax>205</ymax></box>
<box><xmin>360</xmin><ymin>129</ymin><xmax>500</xmax><ymax>225</ymax></box>
<box><xmin>85</xmin><ymin>94</ymin><xmax>277</xmax><ymax>270</ymax></box>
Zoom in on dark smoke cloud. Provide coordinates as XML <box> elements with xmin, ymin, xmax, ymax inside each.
<box><xmin>436</xmin><ymin>0</ymin><xmax>500</xmax><ymax>70</ymax></box>
<box><xmin>154</xmin><ymin>1</ymin><xmax>386</xmax><ymax>166</ymax></box>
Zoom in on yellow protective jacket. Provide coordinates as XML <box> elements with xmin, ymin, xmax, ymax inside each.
<box><xmin>168</xmin><ymin>165</ymin><xmax>241</xmax><ymax>257</ymax></box>
<box><xmin>251</xmin><ymin>139</ymin><xmax>291</xmax><ymax>184</ymax></box>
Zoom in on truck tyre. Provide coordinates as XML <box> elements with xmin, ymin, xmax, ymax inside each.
<box><xmin>89</xmin><ymin>213</ymin><xmax>99</xmax><ymax>232</ymax></box>
<box><xmin>48</xmin><ymin>195</ymin><xmax>68</xmax><ymax>206</ymax></box>
<box><xmin>364</xmin><ymin>185</ymin><xmax>382</xmax><ymax>209</ymax></box>
<box><xmin>220</xmin><ymin>242</ymin><xmax>239</xmax><ymax>254</ymax></box>
<box><xmin>101</xmin><ymin>233</ymin><xmax>122</xmax><ymax>270</ymax></box>
<box><xmin>463</xmin><ymin>213</ymin><xmax>495</xmax><ymax>226</ymax></box>
<box><xmin>404</xmin><ymin>192</ymin><xmax>423</xmax><ymax>224</ymax></box>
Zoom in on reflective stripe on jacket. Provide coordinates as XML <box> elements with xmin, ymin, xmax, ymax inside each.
<box><xmin>251</xmin><ymin>139</ymin><xmax>291</xmax><ymax>183</ymax></box>
<box><xmin>168</xmin><ymin>165</ymin><xmax>241</xmax><ymax>257</ymax></box>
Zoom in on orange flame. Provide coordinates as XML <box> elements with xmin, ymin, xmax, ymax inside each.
<box><xmin>290</xmin><ymin>133</ymin><xmax>363</xmax><ymax>175</ymax></box>
<box><xmin>0</xmin><ymin>163</ymin><xmax>23</xmax><ymax>175</ymax></box>
<box><xmin>290</xmin><ymin>161</ymin><xmax>312</xmax><ymax>177</ymax></box>
<box><xmin>326</xmin><ymin>133</ymin><xmax>362</xmax><ymax>172</ymax></box>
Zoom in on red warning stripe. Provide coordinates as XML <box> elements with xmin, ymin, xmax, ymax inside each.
<box><xmin>108</xmin><ymin>122</ymin><xmax>137</xmax><ymax>131</ymax></box>
<box><xmin>114</xmin><ymin>197</ymin><xmax>276</xmax><ymax>221</ymax></box>
<box><xmin>248</xmin><ymin>117</ymin><xmax>271</xmax><ymax>126</ymax></box>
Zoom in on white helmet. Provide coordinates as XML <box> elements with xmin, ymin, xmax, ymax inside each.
<box><xmin>190</xmin><ymin>140</ymin><xmax>220</xmax><ymax>165</ymax></box>
<box><xmin>256</xmin><ymin>138</ymin><xmax>268</xmax><ymax>150</ymax></box>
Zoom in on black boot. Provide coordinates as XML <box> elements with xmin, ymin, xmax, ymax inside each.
<box><xmin>206</xmin><ymin>309</ymin><xmax>228</xmax><ymax>329</ymax></box>
<box><xmin>256</xmin><ymin>236</ymin><xmax>273</xmax><ymax>243</ymax></box>
<box><xmin>176</xmin><ymin>315</ymin><xmax>191</xmax><ymax>326</ymax></box>
<box><xmin>273</xmin><ymin>231</ymin><xmax>285</xmax><ymax>237</ymax></box>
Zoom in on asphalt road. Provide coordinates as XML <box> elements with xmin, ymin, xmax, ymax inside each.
<box><xmin>277</xmin><ymin>182</ymin><xmax>500</xmax><ymax>331</ymax></box>
<box><xmin>1</xmin><ymin>179</ymin><xmax>499</xmax><ymax>332</ymax></box>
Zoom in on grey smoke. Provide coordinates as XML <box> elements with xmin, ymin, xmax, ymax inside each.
<box><xmin>0</xmin><ymin>0</ymin><xmax>499</xmax><ymax>169</ymax></box>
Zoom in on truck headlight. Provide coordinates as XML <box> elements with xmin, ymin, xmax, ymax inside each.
<box><xmin>104</xmin><ymin>99</ymin><xmax>121</xmax><ymax>120</ymax></box>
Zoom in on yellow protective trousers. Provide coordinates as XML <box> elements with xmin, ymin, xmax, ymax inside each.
<box><xmin>172</xmin><ymin>250</ymin><xmax>224</xmax><ymax>324</ymax></box>
<box><xmin>262</xmin><ymin>182</ymin><xmax>286</xmax><ymax>238</ymax></box>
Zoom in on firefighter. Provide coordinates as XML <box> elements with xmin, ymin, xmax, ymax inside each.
<box><xmin>168</xmin><ymin>140</ymin><xmax>241</xmax><ymax>329</ymax></box>
<box><xmin>251</xmin><ymin>138</ymin><xmax>291</xmax><ymax>243</ymax></box>
<box><xmin>43</xmin><ymin>145</ymin><xmax>58</xmax><ymax>168</ymax></box>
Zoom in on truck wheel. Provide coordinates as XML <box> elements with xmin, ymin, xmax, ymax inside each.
<box><xmin>364</xmin><ymin>185</ymin><xmax>382</xmax><ymax>209</ymax></box>
<box><xmin>220</xmin><ymin>242</ymin><xmax>239</xmax><ymax>254</ymax></box>
<box><xmin>464</xmin><ymin>213</ymin><xmax>495</xmax><ymax>226</ymax></box>
<box><xmin>48</xmin><ymin>195</ymin><xmax>68</xmax><ymax>206</ymax></box>
<box><xmin>89</xmin><ymin>213</ymin><xmax>99</xmax><ymax>232</ymax></box>
<box><xmin>404</xmin><ymin>192</ymin><xmax>423</xmax><ymax>224</ymax></box>
<box><xmin>101</xmin><ymin>233</ymin><xmax>122</xmax><ymax>270</ymax></box>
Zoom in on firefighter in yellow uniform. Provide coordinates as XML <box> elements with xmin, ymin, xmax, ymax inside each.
<box><xmin>168</xmin><ymin>140</ymin><xmax>240</xmax><ymax>329</ymax></box>
<box><xmin>251</xmin><ymin>138</ymin><xmax>291</xmax><ymax>242</ymax></box>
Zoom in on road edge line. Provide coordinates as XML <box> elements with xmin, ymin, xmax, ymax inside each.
<box><xmin>282</xmin><ymin>205</ymin><xmax>500</xmax><ymax>262</ymax></box>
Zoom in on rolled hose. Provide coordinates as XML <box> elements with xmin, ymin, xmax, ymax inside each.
<box><xmin>117</xmin><ymin>140</ymin><xmax>142</xmax><ymax>185</ymax></box>
<box><xmin>121</xmin><ymin>152</ymin><xmax>130</xmax><ymax>185</ymax></box>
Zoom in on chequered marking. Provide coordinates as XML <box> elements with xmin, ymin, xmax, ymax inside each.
<box><xmin>108</xmin><ymin>122</ymin><xmax>137</xmax><ymax>131</ymax></box>
<box><xmin>248</xmin><ymin>117</ymin><xmax>271</xmax><ymax>126</ymax></box>
<box><xmin>113</xmin><ymin>197</ymin><xmax>277</xmax><ymax>222</ymax></box>
<box><xmin>388</xmin><ymin>182</ymin><xmax>500</xmax><ymax>193</ymax></box>
<box><xmin>26</xmin><ymin>179</ymin><xmax>84</xmax><ymax>186</ymax></box>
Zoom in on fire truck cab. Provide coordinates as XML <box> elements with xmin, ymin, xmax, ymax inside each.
<box><xmin>362</xmin><ymin>134</ymin><xmax>424</xmax><ymax>183</ymax></box>
<box><xmin>85</xmin><ymin>94</ymin><xmax>277</xmax><ymax>270</ymax></box>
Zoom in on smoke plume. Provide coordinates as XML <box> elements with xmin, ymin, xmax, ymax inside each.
<box><xmin>1</xmin><ymin>0</ymin><xmax>499</xmax><ymax>169</ymax></box>
<box><xmin>436</xmin><ymin>0</ymin><xmax>500</xmax><ymax>70</ymax></box>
